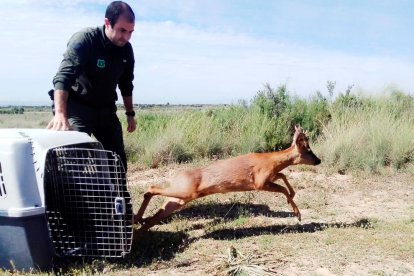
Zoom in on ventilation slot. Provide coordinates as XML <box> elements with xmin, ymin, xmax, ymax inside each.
<box><xmin>0</xmin><ymin>162</ymin><xmax>6</xmax><ymax>198</ymax></box>
<box><xmin>44</xmin><ymin>146</ymin><xmax>133</xmax><ymax>258</ymax></box>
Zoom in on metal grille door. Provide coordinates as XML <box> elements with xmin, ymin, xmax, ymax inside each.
<box><xmin>44</xmin><ymin>145</ymin><xmax>133</xmax><ymax>257</ymax></box>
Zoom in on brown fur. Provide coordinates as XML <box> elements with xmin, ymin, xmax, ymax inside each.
<box><xmin>134</xmin><ymin>125</ymin><xmax>321</xmax><ymax>231</ymax></box>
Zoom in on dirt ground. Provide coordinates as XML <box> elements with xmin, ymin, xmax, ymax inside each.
<box><xmin>123</xmin><ymin>164</ymin><xmax>414</xmax><ymax>276</ymax></box>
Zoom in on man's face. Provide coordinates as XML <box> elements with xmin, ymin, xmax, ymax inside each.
<box><xmin>104</xmin><ymin>15</ymin><xmax>134</xmax><ymax>47</ymax></box>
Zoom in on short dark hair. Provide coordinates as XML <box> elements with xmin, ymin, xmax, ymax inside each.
<box><xmin>105</xmin><ymin>1</ymin><xmax>135</xmax><ymax>27</ymax></box>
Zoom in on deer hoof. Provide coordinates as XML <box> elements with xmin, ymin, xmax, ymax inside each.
<box><xmin>140</xmin><ymin>218</ymin><xmax>149</xmax><ymax>226</ymax></box>
<box><xmin>134</xmin><ymin>215</ymin><xmax>146</xmax><ymax>225</ymax></box>
<box><xmin>296</xmin><ymin>211</ymin><xmax>302</xmax><ymax>221</ymax></box>
<box><xmin>292</xmin><ymin>207</ymin><xmax>301</xmax><ymax>221</ymax></box>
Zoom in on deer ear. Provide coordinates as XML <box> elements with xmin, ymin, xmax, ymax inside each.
<box><xmin>293</xmin><ymin>126</ymin><xmax>308</xmax><ymax>150</ymax></box>
<box><xmin>292</xmin><ymin>126</ymin><xmax>301</xmax><ymax>147</ymax></box>
<box><xmin>295</xmin><ymin>125</ymin><xmax>303</xmax><ymax>132</ymax></box>
<box><xmin>295</xmin><ymin>133</ymin><xmax>305</xmax><ymax>148</ymax></box>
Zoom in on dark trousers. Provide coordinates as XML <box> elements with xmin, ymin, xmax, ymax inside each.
<box><xmin>67</xmin><ymin>99</ymin><xmax>128</xmax><ymax>172</ymax></box>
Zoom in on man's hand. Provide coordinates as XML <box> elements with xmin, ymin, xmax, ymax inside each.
<box><xmin>122</xmin><ymin>96</ymin><xmax>136</xmax><ymax>133</ymax></box>
<box><xmin>46</xmin><ymin>89</ymin><xmax>72</xmax><ymax>130</ymax></box>
<box><xmin>126</xmin><ymin>116</ymin><xmax>136</xmax><ymax>133</ymax></box>
<box><xmin>47</xmin><ymin>113</ymin><xmax>73</xmax><ymax>130</ymax></box>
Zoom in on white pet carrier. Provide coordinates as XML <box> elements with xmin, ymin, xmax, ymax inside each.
<box><xmin>0</xmin><ymin>129</ymin><xmax>133</xmax><ymax>271</ymax></box>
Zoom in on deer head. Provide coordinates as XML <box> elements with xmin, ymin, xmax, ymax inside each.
<box><xmin>292</xmin><ymin>125</ymin><xmax>321</xmax><ymax>165</ymax></box>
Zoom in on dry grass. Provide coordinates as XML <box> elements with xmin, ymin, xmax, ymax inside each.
<box><xmin>2</xmin><ymin>163</ymin><xmax>413</xmax><ymax>276</ymax></box>
<box><xmin>103</xmin><ymin>166</ymin><xmax>414</xmax><ymax>276</ymax></box>
<box><xmin>0</xmin><ymin>112</ymin><xmax>52</xmax><ymax>128</ymax></box>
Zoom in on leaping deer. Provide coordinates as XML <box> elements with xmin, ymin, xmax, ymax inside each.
<box><xmin>134</xmin><ymin>125</ymin><xmax>321</xmax><ymax>231</ymax></box>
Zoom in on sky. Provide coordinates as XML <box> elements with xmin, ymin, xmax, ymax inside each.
<box><xmin>0</xmin><ymin>0</ymin><xmax>413</xmax><ymax>105</ymax></box>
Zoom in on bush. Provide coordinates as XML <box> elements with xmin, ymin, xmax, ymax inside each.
<box><xmin>122</xmin><ymin>83</ymin><xmax>414</xmax><ymax>174</ymax></box>
<box><xmin>251</xmin><ymin>83</ymin><xmax>330</xmax><ymax>148</ymax></box>
<box><xmin>124</xmin><ymin>84</ymin><xmax>330</xmax><ymax>167</ymax></box>
<box><xmin>315</xmin><ymin>90</ymin><xmax>414</xmax><ymax>174</ymax></box>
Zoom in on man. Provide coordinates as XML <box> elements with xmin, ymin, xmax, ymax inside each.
<box><xmin>47</xmin><ymin>1</ymin><xmax>136</xmax><ymax>171</ymax></box>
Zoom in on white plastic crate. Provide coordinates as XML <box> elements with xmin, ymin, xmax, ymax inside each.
<box><xmin>0</xmin><ymin>129</ymin><xmax>133</xmax><ymax>271</ymax></box>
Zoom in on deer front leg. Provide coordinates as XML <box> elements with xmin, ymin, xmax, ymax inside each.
<box><xmin>261</xmin><ymin>181</ymin><xmax>301</xmax><ymax>221</ymax></box>
<box><xmin>273</xmin><ymin>172</ymin><xmax>296</xmax><ymax>199</ymax></box>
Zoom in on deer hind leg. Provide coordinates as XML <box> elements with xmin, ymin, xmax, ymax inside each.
<box><xmin>261</xmin><ymin>181</ymin><xmax>301</xmax><ymax>221</ymax></box>
<box><xmin>139</xmin><ymin>197</ymin><xmax>187</xmax><ymax>231</ymax></box>
<box><xmin>134</xmin><ymin>184</ymin><xmax>192</xmax><ymax>224</ymax></box>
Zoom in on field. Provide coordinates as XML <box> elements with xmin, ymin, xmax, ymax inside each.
<box><xmin>1</xmin><ymin>86</ymin><xmax>413</xmax><ymax>275</ymax></box>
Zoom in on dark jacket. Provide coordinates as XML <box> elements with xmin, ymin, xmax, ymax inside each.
<box><xmin>53</xmin><ymin>26</ymin><xmax>134</xmax><ymax>108</ymax></box>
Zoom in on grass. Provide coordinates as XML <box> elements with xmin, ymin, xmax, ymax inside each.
<box><xmin>120</xmin><ymin>211</ymin><xmax>413</xmax><ymax>275</ymax></box>
<box><xmin>3</xmin><ymin>86</ymin><xmax>413</xmax><ymax>175</ymax></box>
<box><xmin>0</xmin><ymin>112</ymin><xmax>52</xmax><ymax>128</ymax></box>
<box><xmin>121</xmin><ymin>87</ymin><xmax>414</xmax><ymax>175</ymax></box>
<box><xmin>123</xmin><ymin>105</ymin><xmax>278</xmax><ymax>168</ymax></box>
<box><xmin>1</xmin><ymin>170</ymin><xmax>413</xmax><ymax>275</ymax></box>
<box><xmin>1</xmin><ymin>87</ymin><xmax>414</xmax><ymax>275</ymax></box>
<box><xmin>315</xmin><ymin>99</ymin><xmax>414</xmax><ymax>174</ymax></box>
